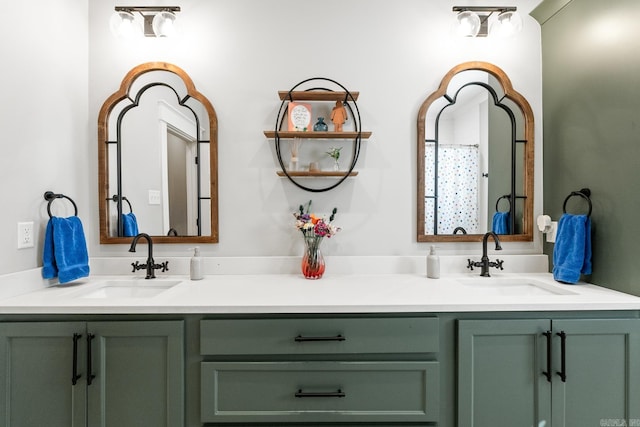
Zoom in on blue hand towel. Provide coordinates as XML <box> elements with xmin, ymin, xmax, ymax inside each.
<box><xmin>492</xmin><ymin>212</ymin><xmax>510</xmax><ymax>234</ymax></box>
<box><xmin>42</xmin><ymin>216</ymin><xmax>90</xmax><ymax>284</ymax></box>
<box><xmin>42</xmin><ymin>219</ymin><xmax>57</xmax><ymax>280</ymax></box>
<box><xmin>553</xmin><ymin>213</ymin><xmax>592</xmax><ymax>284</ymax></box>
<box><xmin>122</xmin><ymin>212</ymin><xmax>139</xmax><ymax>237</ymax></box>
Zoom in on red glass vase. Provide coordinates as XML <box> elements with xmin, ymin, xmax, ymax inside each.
<box><xmin>301</xmin><ymin>236</ymin><xmax>325</xmax><ymax>279</ymax></box>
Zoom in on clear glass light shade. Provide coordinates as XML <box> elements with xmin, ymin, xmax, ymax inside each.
<box><xmin>152</xmin><ymin>11</ymin><xmax>177</xmax><ymax>37</ymax></box>
<box><xmin>491</xmin><ymin>11</ymin><xmax>523</xmax><ymax>38</ymax></box>
<box><xmin>109</xmin><ymin>10</ymin><xmax>143</xmax><ymax>39</ymax></box>
<box><xmin>454</xmin><ymin>11</ymin><xmax>481</xmax><ymax>37</ymax></box>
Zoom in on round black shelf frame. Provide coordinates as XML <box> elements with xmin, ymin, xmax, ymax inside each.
<box><xmin>274</xmin><ymin>77</ymin><xmax>363</xmax><ymax>192</ymax></box>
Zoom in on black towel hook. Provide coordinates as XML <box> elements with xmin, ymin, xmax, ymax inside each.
<box><xmin>562</xmin><ymin>188</ymin><xmax>592</xmax><ymax>217</ymax></box>
<box><xmin>44</xmin><ymin>191</ymin><xmax>78</xmax><ymax>218</ymax></box>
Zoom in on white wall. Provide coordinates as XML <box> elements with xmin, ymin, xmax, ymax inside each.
<box><xmin>0</xmin><ymin>0</ymin><xmax>89</xmax><ymax>275</ymax></box>
<box><xmin>0</xmin><ymin>0</ymin><xmax>543</xmax><ymax>276</ymax></box>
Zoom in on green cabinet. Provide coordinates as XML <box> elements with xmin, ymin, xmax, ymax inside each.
<box><xmin>0</xmin><ymin>309</ymin><xmax>638</xmax><ymax>427</ymax></box>
<box><xmin>550</xmin><ymin>320</ymin><xmax>640</xmax><ymax>427</ymax></box>
<box><xmin>458</xmin><ymin>318</ymin><xmax>640</xmax><ymax>427</ymax></box>
<box><xmin>200</xmin><ymin>316</ymin><xmax>440</xmax><ymax>424</ymax></box>
<box><xmin>0</xmin><ymin>322</ymin><xmax>86</xmax><ymax>427</ymax></box>
<box><xmin>0</xmin><ymin>320</ymin><xmax>184</xmax><ymax>427</ymax></box>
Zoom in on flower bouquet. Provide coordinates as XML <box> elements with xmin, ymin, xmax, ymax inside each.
<box><xmin>293</xmin><ymin>200</ymin><xmax>340</xmax><ymax>279</ymax></box>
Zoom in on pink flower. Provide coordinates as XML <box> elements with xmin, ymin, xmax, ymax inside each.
<box><xmin>314</xmin><ymin>220</ymin><xmax>330</xmax><ymax>237</ymax></box>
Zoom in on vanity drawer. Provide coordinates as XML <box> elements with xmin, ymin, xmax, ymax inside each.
<box><xmin>201</xmin><ymin>361</ymin><xmax>439</xmax><ymax>423</ymax></box>
<box><xmin>200</xmin><ymin>317</ymin><xmax>439</xmax><ymax>356</ymax></box>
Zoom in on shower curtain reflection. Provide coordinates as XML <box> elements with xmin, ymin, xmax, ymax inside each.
<box><xmin>425</xmin><ymin>144</ymin><xmax>480</xmax><ymax>235</ymax></box>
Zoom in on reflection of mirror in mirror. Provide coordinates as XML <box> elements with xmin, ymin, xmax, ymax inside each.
<box><xmin>99</xmin><ymin>62</ymin><xmax>218</xmax><ymax>244</ymax></box>
<box><xmin>417</xmin><ymin>62</ymin><xmax>533</xmax><ymax>243</ymax></box>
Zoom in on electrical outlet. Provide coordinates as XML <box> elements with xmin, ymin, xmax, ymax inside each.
<box><xmin>17</xmin><ymin>222</ymin><xmax>34</xmax><ymax>249</ymax></box>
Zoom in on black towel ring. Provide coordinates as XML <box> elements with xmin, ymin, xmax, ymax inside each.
<box><xmin>110</xmin><ymin>195</ymin><xmax>133</xmax><ymax>214</ymax></box>
<box><xmin>495</xmin><ymin>194</ymin><xmax>512</xmax><ymax>213</ymax></box>
<box><xmin>452</xmin><ymin>226</ymin><xmax>467</xmax><ymax>235</ymax></box>
<box><xmin>44</xmin><ymin>191</ymin><xmax>78</xmax><ymax>218</ymax></box>
<box><xmin>562</xmin><ymin>188</ymin><xmax>592</xmax><ymax>217</ymax></box>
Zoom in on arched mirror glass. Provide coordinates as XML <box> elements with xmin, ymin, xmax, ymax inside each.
<box><xmin>417</xmin><ymin>62</ymin><xmax>533</xmax><ymax>242</ymax></box>
<box><xmin>98</xmin><ymin>62</ymin><xmax>218</xmax><ymax>244</ymax></box>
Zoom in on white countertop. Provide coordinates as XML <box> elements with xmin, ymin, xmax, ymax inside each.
<box><xmin>1</xmin><ymin>271</ymin><xmax>639</xmax><ymax>314</ymax></box>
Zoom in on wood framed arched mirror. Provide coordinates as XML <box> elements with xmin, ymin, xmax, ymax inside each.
<box><xmin>98</xmin><ymin>62</ymin><xmax>218</xmax><ymax>244</ymax></box>
<box><xmin>417</xmin><ymin>61</ymin><xmax>534</xmax><ymax>242</ymax></box>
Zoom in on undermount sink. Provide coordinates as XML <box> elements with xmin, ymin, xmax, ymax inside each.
<box><xmin>76</xmin><ymin>280</ymin><xmax>182</xmax><ymax>299</ymax></box>
<box><xmin>456</xmin><ymin>277</ymin><xmax>577</xmax><ymax>296</ymax></box>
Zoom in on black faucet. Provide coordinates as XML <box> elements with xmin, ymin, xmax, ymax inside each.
<box><xmin>128</xmin><ymin>233</ymin><xmax>169</xmax><ymax>279</ymax></box>
<box><xmin>467</xmin><ymin>231</ymin><xmax>504</xmax><ymax>277</ymax></box>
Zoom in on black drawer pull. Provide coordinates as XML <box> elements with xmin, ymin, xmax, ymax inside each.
<box><xmin>295</xmin><ymin>389</ymin><xmax>345</xmax><ymax>398</ymax></box>
<box><xmin>72</xmin><ymin>333</ymin><xmax>82</xmax><ymax>385</ymax></box>
<box><xmin>295</xmin><ymin>334</ymin><xmax>345</xmax><ymax>342</ymax></box>
<box><xmin>542</xmin><ymin>331</ymin><xmax>552</xmax><ymax>383</ymax></box>
<box><xmin>87</xmin><ymin>333</ymin><xmax>96</xmax><ymax>386</ymax></box>
<box><xmin>556</xmin><ymin>331</ymin><xmax>567</xmax><ymax>382</ymax></box>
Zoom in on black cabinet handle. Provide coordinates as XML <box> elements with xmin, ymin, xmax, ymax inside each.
<box><xmin>556</xmin><ymin>331</ymin><xmax>567</xmax><ymax>382</ymax></box>
<box><xmin>87</xmin><ymin>333</ymin><xmax>96</xmax><ymax>386</ymax></box>
<box><xmin>72</xmin><ymin>333</ymin><xmax>82</xmax><ymax>385</ymax></box>
<box><xmin>294</xmin><ymin>334</ymin><xmax>345</xmax><ymax>342</ymax></box>
<box><xmin>542</xmin><ymin>331</ymin><xmax>552</xmax><ymax>383</ymax></box>
<box><xmin>295</xmin><ymin>389</ymin><xmax>346</xmax><ymax>398</ymax></box>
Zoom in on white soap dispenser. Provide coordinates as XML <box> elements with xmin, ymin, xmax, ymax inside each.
<box><xmin>426</xmin><ymin>245</ymin><xmax>440</xmax><ymax>279</ymax></box>
<box><xmin>190</xmin><ymin>247</ymin><xmax>203</xmax><ymax>281</ymax></box>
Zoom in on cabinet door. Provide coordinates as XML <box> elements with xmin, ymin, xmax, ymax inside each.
<box><xmin>458</xmin><ymin>319</ymin><xmax>552</xmax><ymax>427</ymax></box>
<box><xmin>86</xmin><ymin>321</ymin><xmax>184</xmax><ymax>427</ymax></box>
<box><xmin>552</xmin><ymin>319</ymin><xmax>640</xmax><ymax>427</ymax></box>
<box><xmin>0</xmin><ymin>322</ymin><xmax>86</xmax><ymax>427</ymax></box>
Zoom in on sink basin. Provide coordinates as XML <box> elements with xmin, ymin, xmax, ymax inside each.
<box><xmin>76</xmin><ymin>280</ymin><xmax>182</xmax><ymax>299</ymax></box>
<box><xmin>456</xmin><ymin>277</ymin><xmax>577</xmax><ymax>296</ymax></box>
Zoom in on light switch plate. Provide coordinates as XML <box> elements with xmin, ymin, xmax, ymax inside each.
<box><xmin>148</xmin><ymin>190</ymin><xmax>161</xmax><ymax>205</ymax></box>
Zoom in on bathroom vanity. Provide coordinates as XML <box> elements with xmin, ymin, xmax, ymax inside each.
<box><xmin>0</xmin><ymin>271</ymin><xmax>638</xmax><ymax>427</ymax></box>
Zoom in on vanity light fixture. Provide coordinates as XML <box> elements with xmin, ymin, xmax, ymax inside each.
<box><xmin>452</xmin><ymin>6</ymin><xmax>522</xmax><ymax>38</ymax></box>
<box><xmin>110</xmin><ymin>6</ymin><xmax>181</xmax><ymax>38</ymax></box>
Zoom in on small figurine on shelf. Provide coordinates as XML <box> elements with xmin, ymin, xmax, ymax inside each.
<box><xmin>330</xmin><ymin>100</ymin><xmax>347</xmax><ymax>132</ymax></box>
<box><xmin>313</xmin><ymin>117</ymin><xmax>328</xmax><ymax>132</ymax></box>
<box><xmin>326</xmin><ymin>147</ymin><xmax>342</xmax><ymax>171</ymax></box>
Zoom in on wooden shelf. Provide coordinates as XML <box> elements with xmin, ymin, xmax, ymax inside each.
<box><xmin>268</xmin><ymin>81</ymin><xmax>366</xmax><ymax>190</ymax></box>
<box><xmin>278</xmin><ymin>91</ymin><xmax>360</xmax><ymax>101</ymax></box>
<box><xmin>264</xmin><ymin>130</ymin><xmax>372</xmax><ymax>139</ymax></box>
<box><xmin>276</xmin><ymin>171</ymin><xmax>358</xmax><ymax>177</ymax></box>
